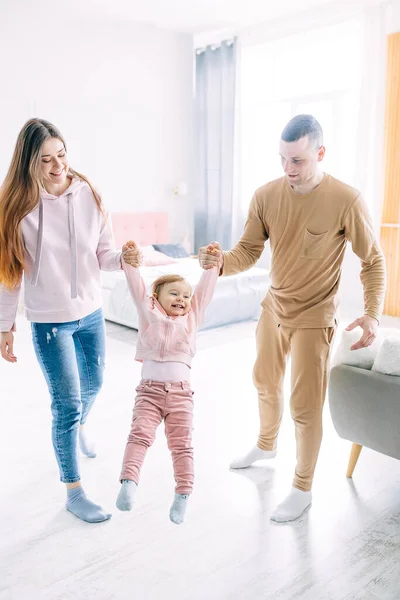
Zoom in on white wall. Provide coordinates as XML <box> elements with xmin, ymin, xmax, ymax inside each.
<box><xmin>0</xmin><ymin>9</ymin><xmax>195</xmax><ymax>248</ymax></box>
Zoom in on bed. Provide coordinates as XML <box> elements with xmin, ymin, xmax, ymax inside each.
<box><xmin>102</xmin><ymin>213</ymin><xmax>270</xmax><ymax>331</ymax></box>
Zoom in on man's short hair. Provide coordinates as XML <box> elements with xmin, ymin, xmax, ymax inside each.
<box><xmin>281</xmin><ymin>115</ymin><xmax>323</xmax><ymax>148</ymax></box>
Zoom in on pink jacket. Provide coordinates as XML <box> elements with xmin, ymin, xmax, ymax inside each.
<box><xmin>0</xmin><ymin>177</ymin><xmax>121</xmax><ymax>332</ymax></box>
<box><xmin>122</xmin><ymin>260</ymin><xmax>218</xmax><ymax>367</ymax></box>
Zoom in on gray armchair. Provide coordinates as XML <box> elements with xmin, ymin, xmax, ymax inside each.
<box><xmin>328</xmin><ymin>364</ymin><xmax>400</xmax><ymax>477</ymax></box>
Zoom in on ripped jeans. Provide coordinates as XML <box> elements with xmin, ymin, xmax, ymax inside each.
<box><xmin>31</xmin><ymin>309</ymin><xmax>106</xmax><ymax>483</ymax></box>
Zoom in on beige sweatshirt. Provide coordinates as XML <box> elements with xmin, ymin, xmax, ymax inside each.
<box><xmin>222</xmin><ymin>174</ymin><xmax>386</xmax><ymax>327</ymax></box>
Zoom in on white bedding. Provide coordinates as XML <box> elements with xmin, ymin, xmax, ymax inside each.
<box><xmin>101</xmin><ymin>257</ymin><xmax>269</xmax><ymax>330</ymax></box>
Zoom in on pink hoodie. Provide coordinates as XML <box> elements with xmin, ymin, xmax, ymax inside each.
<box><xmin>0</xmin><ymin>177</ymin><xmax>122</xmax><ymax>332</ymax></box>
<box><xmin>122</xmin><ymin>260</ymin><xmax>218</xmax><ymax>367</ymax></box>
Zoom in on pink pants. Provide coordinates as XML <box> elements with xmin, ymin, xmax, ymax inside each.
<box><xmin>120</xmin><ymin>379</ymin><xmax>194</xmax><ymax>494</ymax></box>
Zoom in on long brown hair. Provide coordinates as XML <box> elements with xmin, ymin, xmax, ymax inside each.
<box><xmin>0</xmin><ymin>118</ymin><xmax>103</xmax><ymax>290</ymax></box>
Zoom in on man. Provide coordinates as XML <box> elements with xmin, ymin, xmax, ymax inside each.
<box><xmin>199</xmin><ymin>115</ymin><xmax>386</xmax><ymax>522</ymax></box>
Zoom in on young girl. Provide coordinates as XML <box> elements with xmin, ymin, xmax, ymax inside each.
<box><xmin>116</xmin><ymin>241</ymin><xmax>220</xmax><ymax>524</ymax></box>
<box><xmin>0</xmin><ymin>119</ymin><xmax>124</xmax><ymax>523</ymax></box>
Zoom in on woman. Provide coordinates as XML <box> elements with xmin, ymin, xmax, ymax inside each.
<box><xmin>0</xmin><ymin>118</ymin><xmax>123</xmax><ymax>523</ymax></box>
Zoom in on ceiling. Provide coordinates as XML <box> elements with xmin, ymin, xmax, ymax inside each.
<box><xmin>11</xmin><ymin>0</ymin><xmax>384</xmax><ymax>34</ymax></box>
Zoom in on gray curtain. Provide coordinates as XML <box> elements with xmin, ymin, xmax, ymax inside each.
<box><xmin>195</xmin><ymin>40</ymin><xmax>237</xmax><ymax>251</ymax></box>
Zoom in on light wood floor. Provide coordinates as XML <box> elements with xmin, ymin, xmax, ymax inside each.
<box><xmin>1</xmin><ymin>315</ymin><xmax>399</xmax><ymax>600</ymax></box>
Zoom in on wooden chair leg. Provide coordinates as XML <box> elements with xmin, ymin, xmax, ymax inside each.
<box><xmin>346</xmin><ymin>443</ymin><xmax>363</xmax><ymax>478</ymax></box>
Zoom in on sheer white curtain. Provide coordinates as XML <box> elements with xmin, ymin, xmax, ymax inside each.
<box><xmin>354</xmin><ymin>4</ymin><xmax>387</xmax><ymax>229</ymax></box>
<box><xmin>341</xmin><ymin>5</ymin><xmax>386</xmax><ymax>316</ymax></box>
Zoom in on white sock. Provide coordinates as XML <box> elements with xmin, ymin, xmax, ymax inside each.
<box><xmin>230</xmin><ymin>446</ymin><xmax>277</xmax><ymax>469</ymax></box>
<box><xmin>270</xmin><ymin>487</ymin><xmax>312</xmax><ymax>522</ymax></box>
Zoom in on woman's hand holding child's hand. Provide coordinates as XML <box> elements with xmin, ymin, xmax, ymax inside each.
<box><xmin>122</xmin><ymin>240</ymin><xmax>143</xmax><ymax>268</ymax></box>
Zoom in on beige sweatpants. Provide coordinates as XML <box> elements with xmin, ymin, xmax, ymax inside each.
<box><xmin>253</xmin><ymin>309</ymin><xmax>336</xmax><ymax>492</ymax></box>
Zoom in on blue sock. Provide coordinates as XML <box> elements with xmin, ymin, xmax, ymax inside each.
<box><xmin>79</xmin><ymin>427</ymin><xmax>97</xmax><ymax>458</ymax></box>
<box><xmin>116</xmin><ymin>480</ymin><xmax>138</xmax><ymax>511</ymax></box>
<box><xmin>66</xmin><ymin>487</ymin><xmax>111</xmax><ymax>523</ymax></box>
<box><xmin>170</xmin><ymin>493</ymin><xmax>190</xmax><ymax>525</ymax></box>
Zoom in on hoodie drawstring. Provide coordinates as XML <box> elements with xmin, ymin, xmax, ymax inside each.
<box><xmin>68</xmin><ymin>194</ymin><xmax>78</xmax><ymax>299</ymax></box>
<box><xmin>31</xmin><ymin>193</ymin><xmax>78</xmax><ymax>299</ymax></box>
<box><xmin>30</xmin><ymin>199</ymin><xmax>43</xmax><ymax>287</ymax></box>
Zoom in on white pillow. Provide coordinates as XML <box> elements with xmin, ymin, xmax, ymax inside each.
<box><xmin>380</xmin><ymin>327</ymin><xmax>400</xmax><ymax>339</ymax></box>
<box><xmin>139</xmin><ymin>245</ymin><xmax>176</xmax><ymax>266</ymax></box>
<box><xmin>332</xmin><ymin>327</ymin><xmax>382</xmax><ymax>369</ymax></box>
<box><xmin>372</xmin><ymin>336</ymin><xmax>400</xmax><ymax>376</ymax></box>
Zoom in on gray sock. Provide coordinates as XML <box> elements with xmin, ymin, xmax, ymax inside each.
<box><xmin>116</xmin><ymin>480</ymin><xmax>138</xmax><ymax>511</ymax></box>
<box><xmin>170</xmin><ymin>493</ymin><xmax>190</xmax><ymax>525</ymax></box>
<box><xmin>66</xmin><ymin>487</ymin><xmax>112</xmax><ymax>523</ymax></box>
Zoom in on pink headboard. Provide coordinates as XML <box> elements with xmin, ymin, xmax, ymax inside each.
<box><xmin>111</xmin><ymin>212</ymin><xmax>169</xmax><ymax>248</ymax></box>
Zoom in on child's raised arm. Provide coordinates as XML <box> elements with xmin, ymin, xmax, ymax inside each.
<box><xmin>121</xmin><ymin>241</ymin><xmax>146</xmax><ymax>306</ymax></box>
<box><xmin>191</xmin><ymin>264</ymin><xmax>219</xmax><ymax>326</ymax></box>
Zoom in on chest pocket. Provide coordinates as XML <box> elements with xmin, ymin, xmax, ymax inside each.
<box><xmin>301</xmin><ymin>229</ymin><xmax>328</xmax><ymax>260</ymax></box>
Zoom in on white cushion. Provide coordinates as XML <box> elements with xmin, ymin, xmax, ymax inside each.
<box><xmin>332</xmin><ymin>327</ymin><xmax>382</xmax><ymax>369</ymax></box>
<box><xmin>380</xmin><ymin>327</ymin><xmax>400</xmax><ymax>339</ymax></box>
<box><xmin>372</xmin><ymin>337</ymin><xmax>400</xmax><ymax>376</ymax></box>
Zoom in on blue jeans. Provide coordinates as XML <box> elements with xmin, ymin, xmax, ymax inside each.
<box><xmin>31</xmin><ymin>309</ymin><xmax>106</xmax><ymax>483</ymax></box>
